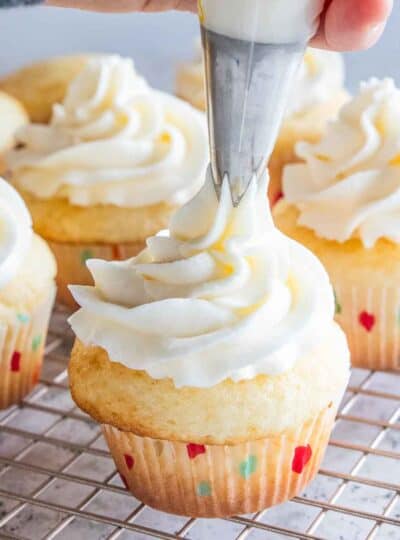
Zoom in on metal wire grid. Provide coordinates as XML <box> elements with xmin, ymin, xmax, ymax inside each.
<box><xmin>0</xmin><ymin>306</ymin><xmax>399</xmax><ymax>540</ymax></box>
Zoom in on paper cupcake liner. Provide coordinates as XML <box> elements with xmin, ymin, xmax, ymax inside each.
<box><xmin>102</xmin><ymin>405</ymin><xmax>335</xmax><ymax>517</ymax></box>
<box><xmin>47</xmin><ymin>240</ymin><xmax>145</xmax><ymax>308</ymax></box>
<box><xmin>334</xmin><ymin>282</ymin><xmax>400</xmax><ymax>371</ymax></box>
<box><xmin>268</xmin><ymin>145</ymin><xmax>296</xmax><ymax>208</ymax></box>
<box><xmin>0</xmin><ymin>286</ymin><xmax>56</xmax><ymax>409</ymax></box>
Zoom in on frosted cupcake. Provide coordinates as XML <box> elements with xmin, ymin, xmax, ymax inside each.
<box><xmin>176</xmin><ymin>40</ymin><xmax>206</xmax><ymax>111</ymax></box>
<box><xmin>0</xmin><ymin>55</ymin><xmax>92</xmax><ymax>123</ymax></box>
<box><xmin>0</xmin><ymin>91</ymin><xmax>28</xmax><ymax>174</ymax></box>
<box><xmin>7</xmin><ymin>55</ymin><xmax>208</xmax><ymax>307</ymax></box>
<box><xmin>177</xmin><ymin>45</ymin><xmax>348</xmax><ymax>206</ymax></box>
<box><xmin>0</xmin><ymin>178</ymin><xmax>56</xmax><ymax>409</ymax></box>
<box><xmin>68</xmin><ymin>171</ymin><xmax>349</xmax><ymax>517</ymax></box>
<box><xmin>275</xmin><ymin>78</ymin><xmax>400</xmax><ymax>371</ymax></box>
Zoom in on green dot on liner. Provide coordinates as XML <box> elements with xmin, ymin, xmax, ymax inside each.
<box><xmin>80</xmin><ymin>249</ymin><xmax>94</xmax><ymax>265</ymax></box>
<box><xmin>32</xmin><ymin>335</ymin><xmax>42</xmax><ymax>352</ymax></box>
<box><xmin>197</xmin><ymin>481</ymin><xmax>212</xmax><ymax>497</ymax></box>
<box><xmin>239</xmin><ymin>455</ymin><xmax>257</xmax><ymax>479</ymax></box>
<box><xmin>334</xmin><ymin>290</ymin><xmax>342</xmax><ymax>315</ymax></box>
<box><xmin>17</xmin><ymin>313</ymin><xmax>30</xmax><ymax>324</ymax></box>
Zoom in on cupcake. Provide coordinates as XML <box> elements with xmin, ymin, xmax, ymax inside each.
<box><xmin>0</xmin><ymin>178</ymin><xmax>56</xmax><ymax>409</ymax></box>
<box><xmin>176</xmin><ymin>44</ymin><xmax>348</xmax><ymax>206</ymax></box>
<box><xmin>0</xmin><ymin>91</ymin><xmax>28</xmax><ymax>174</ymax></box>
<box><xmin>7</xmin><ymin>55</ymin><xmax>208</xmax><ymax>307</ymax></box>
<box><xmin>0</xmin><ymin>55</ymin><xmax>92</xmax><ymax>123</ymax></box>
<box><xmin>176</xmin><ymin>40</ymin><xmax>206</xmax><ymax>111</ymax></box>
<box><xmin>269</xmin><ymin>49</ymin><xmax>348</xmax><ymax>206</ymax></box>
<box><xmin>275</xmin><ymin>78</ymin><xmax>400</xmax><ymax>371</ymax></box>
<box><xmin>68</xmin><ymin>171</ymin><xmax>349</xmax><ymax>517</ymax></box>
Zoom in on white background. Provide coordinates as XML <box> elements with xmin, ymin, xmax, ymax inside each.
<box><xmin>0</xmin><ymin>2</ymin><xmax>399</xmax><ymax>93</ymax></box>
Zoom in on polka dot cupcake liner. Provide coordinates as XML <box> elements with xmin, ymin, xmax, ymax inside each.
<box><xmin>47</xmin><ymin>240</ymin><xmax>146</xmax><ymax>308</ymax></box>
<box><xmin>102</xmin><ymin>404</ymin><xmax>335</xmax><ymax>518</ymax></box>
<box><xmin>334</xmin><ymin>282</ymin><xmax>400</xmax><ymax>371</ymax></box>
<box><xmin>0</xmin><ymin>286</ymin><xmax>56</xmax><ymax>410</ymax></box>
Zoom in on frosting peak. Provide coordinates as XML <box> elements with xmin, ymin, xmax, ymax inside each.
<box><xmin>0</xmin><ymin>177</ymin><xmax>32</xmax><ymax>290</ymax></box>
<box><xmin>7</xmin><ymin>55</ymin><xmax>208</xmax><ymax>208</ymax></box>
<box><xmin>283</xmin><ymin>78</ymin><xmax>400</xmax><ymax>248</ymax></box>
<box><xmin>70</xmin><ymin>171</ymin><xmax>337</xmax><ymax>388</ymax></box>
<box><xmin>286</xmin><ymin>49</ymin><xmax>345</xmax><ymax>116</ymax></box>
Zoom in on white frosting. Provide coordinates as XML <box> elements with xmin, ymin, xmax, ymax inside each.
<box><xmin>0</xmin><ymin>177</ymin><xmax>32</xmax><ymax>290</ymax></box>
<box><xmin>7</xmin><ymin>55</ymin><xmax>208</xmax><ymax>208</ymax></box>
<box><xmin>200</xmin><ymin>0</ymin><xmax>324</xmax><ymax>44</ymax></box>
<box><xmin>283</xmin><ymin>78</ymin><xmax>400</xmax><ymax>248</ymax></box>
<box><xmin>69</xmin><ymin>171</ymin><xmax>340</xmax><ymax>388</ymax></box>
<box><xmin>286</xmin><ymin>49</ymin><xmax>345</xmax><ymax>116</ymax></box>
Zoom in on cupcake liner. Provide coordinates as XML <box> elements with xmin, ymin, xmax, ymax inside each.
<box><xmin>334</xmin><ymin>282</ymin><xmax>400</xmax><ymax>371</ymax></box>
<box><xmin>102</xmin><ymin>404</ymin><xmax>335</xmax><ymax>518</ymax></box>
<box><xmin>47</xmin><ymin>240</ymin><xmax>145</xmax><ymax>308</ymax></box>
<box><xmin>0</xmin><ymin>286</ymin><xmax>56</xmax><ymax>409</ymax></box>
<box><xmin>268</xmin><ymin>142</ymin><xmax>296</xmax><ymax>207</ymax></box>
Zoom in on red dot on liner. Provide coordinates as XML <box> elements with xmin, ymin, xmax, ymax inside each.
<box><xmin>11</xmin><ymin>351</ymin><xmax>21</xmax><ymax>372</ymax></box>
<box><xmin>124</xmin><ymin>454</ymin><xmax>134</xmax><ymax>470</ymax></box>
<box><xmin>32</xmin><ymin>363</ymin><xmax>41</xmax><ymax>385</ymax></box>
<box><xmin>112</xmin><ymin>245</ymin><xmax>123</xmax><ymax>260</ymax></box>
<box><xmin>272</xmin><ymin>190</ymin><xmax>284</xmax><ymax>207</ymax></box>
<box><xmin>292</xmin><ymin>445</ymin><xmax>312</xmax><ymax>474</ymax></box>
<box><xmin>186</xmin><ymin>443</ymin><xmax>206</xmax><ymax>460</ymax></box>
<box><xmin>359</xmin><ymin>311</ymin><xmax>376</xmax><ymax>332</ymax></box>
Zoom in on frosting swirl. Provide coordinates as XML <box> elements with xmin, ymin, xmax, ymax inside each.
<box><xmin>70</xmin><ymin>171</ymin><xmax>337</xmax><ymax>388</ymax></box>
<box><xmin>7</xmin><ymin>55</ymin><xmax>208</xmax><ymax>208</ymax></box>
<box><xmin>0</xmin><ymin>177</ymin><xmax>32</xmax><ymax>289</ymax></box>
<box><xmin>283</xmin><ymin>78</ymin><xmax>400</xmax><ymax>248</ymax></box>
<box><xmin>286</xmin><ymin>49</ymin><xmax>345</xmax><ymax>116</ymax></box>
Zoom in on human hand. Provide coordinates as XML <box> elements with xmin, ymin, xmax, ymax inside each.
<box><xmin>312</xmin><ymin>0</ymin><xmax>393</xmax><ymax>51</ymax></box>
<box><xmin>46</xmin><ymin>0</ymin><xmax>393</xmax><ymax>52</ymax></box>
<box><xmin>46</xmin><ymin>0</ymin><xmax>196</xmax><ymax>11</ymax></box>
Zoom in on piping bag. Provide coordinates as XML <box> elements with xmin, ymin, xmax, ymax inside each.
<box><xmin>199</xmin><ymin>0</ymin><xmax>325</xmax><ymax>205</ymax></box>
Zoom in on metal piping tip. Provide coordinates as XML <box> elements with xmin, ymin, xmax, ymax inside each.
<box><xmin>201</xmin><ymin>26</ymin><xmax>305</xmax><ymax>206</ymax></box>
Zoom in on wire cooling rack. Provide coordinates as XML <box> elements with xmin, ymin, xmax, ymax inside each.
<box><xmin>0</xmin><ymin>305</ymin><xmax>399</xmax><ymax>540</ymax></box>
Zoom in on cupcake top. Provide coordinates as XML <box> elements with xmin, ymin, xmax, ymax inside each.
<box><xmin>0</xmin><ymin>91</ymin><xmax>28</xmax><ymax>156</ymax></box>
<box><xmin>179</xmin><ymin>44</ymin><xmax>344</xmax><ymax>117</ymax></box>
<box><xmin>7</xmin><ymin>55</ymin><xmax>208</xmax><ymax>208</ymax></box>
<box><xmin>0</xmin><ymin>177</ymin><xmax>32</xmax><ymax>289</ymax></box>
<box><xmin>282</xmin><ymin>78</ymin><xmax>400</xmax><ymax>248</ymax></box>
<box><xmin>286</xmin><ymin>48</ymin><xmax>345</xmax><ymax>117</ymax></box>
<box><xmin>69</xmin><ymin>171</ymin><xmax>342</xmax><ymax>388</ymax></box>
<box><xmin>179</xmin><ymin>40</ymin><xmax>206</xmax><ymax>109</ymax></box>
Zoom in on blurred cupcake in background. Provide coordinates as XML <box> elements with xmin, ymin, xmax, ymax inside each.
<box><xmin>0</xmin><ymin>55</ymin><xmax>92</xmax><ymax>124</ymax></box>
<box><xmin>68</xmin><ymin>170</ymin><xmax>349</xmax><ymax>517</ymax></box>
<box><xmin>176</xmin><ymin>40</ymin><xmax>205</xmax><ymax>111</ymax></box>
<box><xmin>275</xmin><ymin>78</ymin><xmax>400</xmax><ymax>371</ymax></box>
<box><xmin>176</xmin><ymin>43</ymin><xmax>348</xmax><ymax>205</ymax></box>
<box><xmin>7</xmin><ymin>54</ymin><xmax>208</xmax><ymax>307</ymax></box>
<box><xmin>269</xmin><ymin>49</ymin><xmax>349</xmax><ymax>206</ymax></box>
<box><xmin>0</xmin><ymin>91</ymin><xmax>27</xmax><ymax>174</ymax></box>
<box><xmin>0</xmin><ymin>178</ymin><xmax>56</xmax><ymax>410</ymax></box>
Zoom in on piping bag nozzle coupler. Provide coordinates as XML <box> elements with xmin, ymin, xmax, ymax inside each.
<box><xmin>202</xmin><ymin>26</ymin><xmax>305</xmax><ymax>206</ymax></box>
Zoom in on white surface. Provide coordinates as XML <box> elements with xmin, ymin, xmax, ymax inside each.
<box><xmin>0</xmin><ymin>3</ymin><xmax>399</xmax><ymax>93</ymax></box>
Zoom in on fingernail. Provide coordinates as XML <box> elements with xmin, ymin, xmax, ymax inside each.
<box><xmin>364</xmin><ymin>21</ymin><xmax>386</xmax><ymax>47</ymax></box>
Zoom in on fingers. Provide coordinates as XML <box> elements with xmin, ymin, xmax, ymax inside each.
<box><xmin>312</xmin><ymin>0</ymin><xmax>393</xmax><ymax>51</ymax></box>
<box><xmin>46</xmin><ymin>0</ymin><xmax>391</xmax><ymax>51</ymax></box>
<box><xmin>46</xmin><ymin>0</ymin><xmax>197</xmax><ymax>12</ymax></box>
